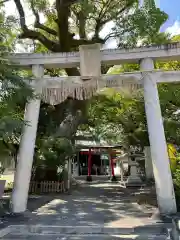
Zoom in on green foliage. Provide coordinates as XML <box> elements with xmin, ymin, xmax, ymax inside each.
<box><xmin>0</xmin><ymin>9</ymin><xmax>33</xmax><ymax>165</ymax></box>
<box><xmin>0</xmin><ymin>58</ymin><xmax>33</xmax><ymax>160</ymax></box>
<box><xmin>0</xmin><ymin>11</ymin><xmax>17</xmax><ymax>51</ymax></box>
<box><xmin>172</xmin><ymin>35</ymin><xmax>180</xmax><ymax>42</ymax></box>
<box><xmin>34</xmin><ymin>137</ymin><xmax>75</xmax><ymax>168</ymax></box>
<box><xmin>85</xmin><ymin>88</ymin><xmax>148</xmax><ymax>148</ymax></box>
<box><xmin>86</xmin><ymin>80</ymin><xmax>180</xmax><ymax>150</ymax></box>
<box><xmin>173</xmin><ymin>165</ymin><xmax>180</xmax><ymax>207</ymax></box>
<box><xmin>86</xmin><ymin>31</ymin><xmax>180</xmax><ymax>148</ymax></box>
<box><xmin>115</xmin><ymin>1</ymin><xmax>169</xmax><ymax>47</ymax></box>
<box><xmin>108</xmin><ymin>64</ymin><xmax>140</xmax><ymax>74</ymax></box>
<box><xmin>71</xmin><ymin>0</ymin><xmax>138</xmax><ymax>36</ymax></box>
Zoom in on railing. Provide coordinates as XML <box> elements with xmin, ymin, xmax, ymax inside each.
<box><xmin>29</xmin><ymin>181</ymin><xmax>66</xmax><ymax>193</ymax></box>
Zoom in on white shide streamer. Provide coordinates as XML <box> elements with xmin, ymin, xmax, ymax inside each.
<box><xmin>40</xmin><ymin>76</ymin><xmax>141</xmax><ymax>105</ymax></box>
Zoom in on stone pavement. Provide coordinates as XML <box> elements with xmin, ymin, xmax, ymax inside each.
<box><xmin>0</xmin><ymin>180</ymin><xmax>171</xmax><ymax>239</ymax></box>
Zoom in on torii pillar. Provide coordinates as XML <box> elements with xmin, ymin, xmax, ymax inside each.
<box><xmin>140</xmin><ymin>58</ymin><xmax>176</xmax><ymax>214</ymax></box>
<box><xmin>12</xmin><ymin>65</ymin><xmax>44</xmax><ymax>213</ymax></box>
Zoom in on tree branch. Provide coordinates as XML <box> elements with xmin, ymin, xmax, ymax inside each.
<box><xmin>34</xmin><ymin>23</ymin><xmax>57</xmax><ymax>36</ymax></box>
<box><xmin>93</xmin><ymin>0</ymin><xmax>135</xmax><ymax>41</ymax></box>
<box><xmin>0</xmin><ymin>0</ymin><xmax>9</xmax><ymax>4</ymax></box>
<box><xmin>30</xmin><ymin>0</ymin><xmax>58</xmax><ymax>36</ymax></box>
<box><xmin>94</xmin><ymin>0</ymin><xmax>112</xmax><ymax>38</ymax></box>
<box><xmin>13</xmin><ymin>0</ymin><xmax>26</xmax><ymax>31</ymax></box>
<box><xmin>75</xmin><ymin>10</ymin><xmax>86</xmax><ymax>39</ymax></box>
<box><xmin>63</xmin><ymin>0</ymin><xmax>81</xmax><ymax>7</ymax></box>
<box><xmin>14</xmin><ymin>0</ymin><xmax>60</xmax><ymax>52</ymax></box>
<box><xmin>19</xmin><ymin>30</ymin><xmax>60</xmax><ymax>52</ymax></box>
<box><xmin>71</xmin><ymin>38</ymin><xmax>105</xmax><ymax>48</ymax></box>
<box><xmin>56</xmin><ymin>0</ymin><xmax>70</xmax><ymax>51</ymax></box>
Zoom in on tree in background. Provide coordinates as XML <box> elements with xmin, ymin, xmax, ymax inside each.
<box><xmin>86</xmin><ymin>81</ymin><xmax>180</xmax><ymax>149</ymax></box>
<box><xmin>114</xmin><ymin>0</ymin><xmax>169</xmax><ymax>47</ymax></box>
<box><xmin>83</xmin><ymin>88</ymin><xmax>147</xmax><ymax>150</ymax></box>
<box><xmin>0</xmin><ymin>6</ymin><xmax>33</xmax><ymax>169</ymax></box>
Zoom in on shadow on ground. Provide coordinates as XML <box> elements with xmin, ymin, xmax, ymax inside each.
<box><xmin>24</xmin><ymin>181</ymin><xmax>157</xmax><ymax>228</ymax></box>
<box><xmin>1</xmin><ymin>181</ymin><xmax>171</xmax><ymax>239</ymax></box>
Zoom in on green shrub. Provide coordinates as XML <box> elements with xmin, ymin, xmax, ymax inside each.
<box><xmin>173</xmin><ymin>167</ymin><xmax>180</xmax><ymax>208</ymax></box>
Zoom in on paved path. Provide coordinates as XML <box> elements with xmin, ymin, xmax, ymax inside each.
<box><xmin>29</xmin><ymin>180</ymin><xmax>156</xmax><ymax>228</ymax></box>
<box><xmin>1</xmin><ymin>181</ymin><xmax>169</xmax><ymax>239</ymax></box>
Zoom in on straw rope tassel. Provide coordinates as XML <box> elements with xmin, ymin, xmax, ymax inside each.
<box><xmin>40</xmin><ymin>73</ymin><xmax>145</xmax><ymax>105</ymax></box>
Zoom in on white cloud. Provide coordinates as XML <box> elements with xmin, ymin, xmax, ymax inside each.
<box><xmin>166</xmin><ymin>20</ymin><xmax>180</xmax><ymax>36</ymax></box>
<box><xmin>5</xmin><ymin>0</ymin><xmax>45</xmax><ymax>26</ymax></box>
<box><xmin>105</xmin><ymin>39</ymin><xmax>117</xmax><ymax>49</ymax></box>
<box><xmin>155</xmin><ymin>0</ymin><xmax>160</xmax><ymax>8</ymax></box>
<box><xmin>139</xmin><ymin>0</ymin><xmax>159</xmax><ymax>7</ymax></box>
<box><xmin>100</xmin><ymin>21</ymin><xmax>117</xmax><ymax>49</ymax></box>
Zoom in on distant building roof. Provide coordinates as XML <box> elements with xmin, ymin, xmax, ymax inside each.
<box><xmin>76</xmin><ymin>142</ymin><xmax>122</xmax><ymax>149</ymax></box>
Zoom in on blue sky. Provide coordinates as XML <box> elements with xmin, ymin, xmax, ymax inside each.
<box><xmin>159</xmin><ymin>0</ymin><xmax>180</xmax><ymax>33</ymax></box>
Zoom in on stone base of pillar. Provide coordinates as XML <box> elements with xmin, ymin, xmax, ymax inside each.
<box><xmin>86</xmin><ymin>176</ymin><xmax>92</xmax><ymax>182</ymax></box>
<box><xmin>126</xmin><ymin>163</ymin><xmax>143</xmax><ymax>187</ymax></box>
<box><xmin>146</xmin><ymin>178</ymin><xmax>154</xmax><ymax>186</ymax></box>
<box><xmin>171</xmin><ymin>217</ymin><xmax>180</xmax><ymax>240</ymax></box>
<box><xmin>144</xmin><ymin>146</ymin><xmax>154</xmax><ymax>180</ymax></box>
<box><xmin>110</xmin><ymin>176</ymin><xmax>117</xmax><ymax>182</ymax></box>
<box><xmin>66</xmin><ymin>180</ymin><xmax>70</xmax><ymax>190</ymax></box>
<box><xmin>3</xmin><ymin>210</ymin><xmax>32</xmax><ymax>223</ymax></box>
<box><xmin>126</xmin><ymin>175</ymin><xmax>142</xmax><ymax>187</ymax></box>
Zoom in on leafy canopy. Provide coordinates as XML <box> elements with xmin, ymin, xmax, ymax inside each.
<box><xmin>0</xmin><ymin>6</ymin><xmax>33</xmax><ymax>163</ymax></box>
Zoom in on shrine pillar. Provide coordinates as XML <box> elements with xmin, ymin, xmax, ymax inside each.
<box><xmin>108</xmin><ymin>153</ymin><xmax>112</xmax><ymax>178</ymax></box>
<box><xmin>65</xmin><ymin>159</ymin><xmax>71</xmax><ymax>190</ymax></box>
<box><xmin>109</xmin><ymin>152</ymin><xmax>117</xmax><ymax>182</ymax></box>
<box><xmin>144</xmin><ymin>146</ymin><xmax>154</xmax><ymax>180</ymax></box>
<box><xmin>140</xmin><ymin>58</ymin><xmax>176</xmax><ymax>214</ymax></box>
<box><xmin>79</xmin><ymin>43</ymin><xmax>100</xmax><ymax>182</ymax></box>
<box><xmin>67</xmin><ymin>158</ymin><xmax>72</xmax><ymax>189</ymax></box>
<box><xmin>12</xmin><ymin>65</ymin><xmax>44</xmax><ymax>213</ymax></box>
<box><xmin>87</xmin><ymin>148</ymin><xmax>92</xmax><ymax>182</ymax></box>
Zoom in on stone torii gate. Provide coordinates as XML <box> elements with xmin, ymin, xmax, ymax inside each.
<box><xmin>9</xmin><ymin>43</ymin><xmax>180</xmax><ymax>215</ymax></box>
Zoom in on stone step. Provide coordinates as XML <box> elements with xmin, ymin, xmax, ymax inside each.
<box><xmin>0</xmin><ymin>224</ymin><xmax>171</xmax><ymax>239</ymax></box>
<box><xmin>2</xmin><ymin>234</ymin><xmax>168</xmax><ymax>240</ymax></box>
